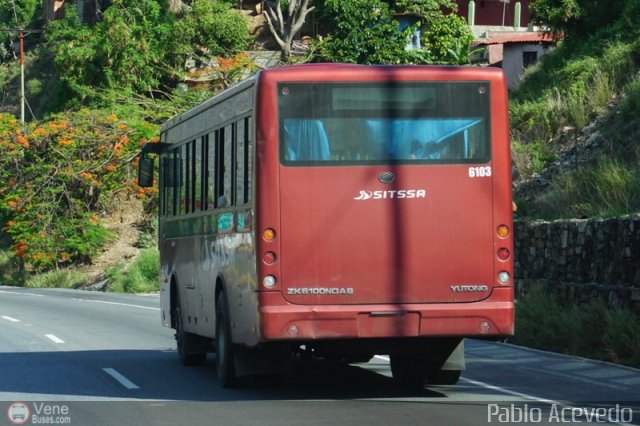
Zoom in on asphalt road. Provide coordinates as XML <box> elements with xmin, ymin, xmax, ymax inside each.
<box><xmin>1</xmin><ymin>286</ymin><xmax>639</xmax><ymax>426</ymax></box>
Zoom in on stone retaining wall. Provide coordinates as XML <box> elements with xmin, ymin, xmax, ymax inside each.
<box><xmin>514</xmin><ymin>214</ymin><xmax>640</xmax><ymax>309</ymax></box>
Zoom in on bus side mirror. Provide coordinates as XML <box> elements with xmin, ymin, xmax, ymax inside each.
<box><xmin>138</xmin><ymin>156</ymin><xmax>155</xmax><ymax>188</ymax></box>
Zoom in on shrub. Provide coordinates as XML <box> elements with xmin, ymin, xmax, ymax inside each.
<box><xmin>106</xmin><ymin>248</ymin><xmax>159</xmax><ymax>293</ymax></box>
<box><xmin>530</xmin><ymin>158</ymin><xmax>640</xmax><ymax>219</ymax></box>
<box><xmin>0</xmin><ymin>110</ymin><xmax>159</xmax><ymax>270</ymax></box>
<box><xmin>0</xmin><ymin>248</ymin><xmax>25</xmax><ymax>286</ymax></box>
<box><xmin>25</xmin><ymin>269</ymin><xmax>87</xmax><ymax>289</ymax></box>
<box><xmin>514</xmin><ymin>285</ymin><xmax>640</xmax><ymax>367</ymax></box>
<box><xmin>317</xmin><ymin>0</ymin><xmax>410</xmax><ymax>64</ymax></box>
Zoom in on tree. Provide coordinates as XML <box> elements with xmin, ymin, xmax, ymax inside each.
<box><xmin>529</xmin><ymin>0</ymin><xmax>631</xmax><ymax>42</ymax></box>
<box><xmin>46</xmin><ymin>1</ymin><xmax>175</xmax><ymax>102</ymax></box>
<box><xmin>172</xmin><ymin>0</ymin><xmax>251</xmax><ymax>59</ymax></box>
<box><xmin>395</xmin><ymin>0</ymin><xmax>474</xmax><ymax>65</ymax></box>
<box><xmin>317</xmin><ymin>0</ymin><xmax>410</xmax><ymax>64</ymax></box>
<box><xmin>263</xmin><ymin>0</ymin><xmax>315</xmax><ymax>61</ymax></box>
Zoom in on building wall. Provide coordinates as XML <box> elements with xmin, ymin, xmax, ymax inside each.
<box><xmin>456</xmin><ymin>0</ymin><xmax>530</xmax><ymax>27</ymax></box>
<box><xmin>502</xmin><ymin>43</ymin><xmax>548</xmax><ymax>87</ymax></box>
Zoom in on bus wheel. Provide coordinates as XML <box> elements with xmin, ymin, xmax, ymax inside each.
<box><xmin>390</xmin><ymin>354</ymin><xmax>427</xmax><ymax>389</ymax></box>
<box><xmin>427</xmin><ymin>369</ymin><xmax>461</xmax><ymax>385</ymax></box>
<box><xmin>174</xmin><ymin>297</ymin><xmax>207</xmax><ymax>366</ymax></box>
<box><xmin>216</xmin><ymin>292</ymin><xmax>237</xmax><ymax>388</ymax></box>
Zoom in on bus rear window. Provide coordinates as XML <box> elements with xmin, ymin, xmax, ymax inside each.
<box><xmin>278</xmin><ymin>82</ymin><xmax>491</xmax><ymax>166</ymax></box>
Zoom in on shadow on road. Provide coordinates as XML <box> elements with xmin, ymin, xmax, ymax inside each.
<box><xmin>0</xmin><ymin>349</ymin><xmax>452</xmax><ymax>401</ymax></box>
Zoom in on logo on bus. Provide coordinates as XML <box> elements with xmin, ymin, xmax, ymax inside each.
<box><xmin>287</xmin><ymin>287</ymin><xmax>354</xmax><ymax>296</ymax></box>
<box><xmin>450</xmin><ymin>285</ymin><xmax>489</xmax><ymax>293</ymax></box>
<box><xmin>354</xmin><ymin>189</ymin><xmax>426</xmax><ymax>200</ymax></box>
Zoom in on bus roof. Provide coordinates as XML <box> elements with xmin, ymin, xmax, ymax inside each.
<box><xmin>160</xmin><ymin>64</ymin><xmax>506</xmax><ymax>134</ymax></box>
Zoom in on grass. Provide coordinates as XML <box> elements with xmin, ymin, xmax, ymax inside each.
<box><xmin>25</xmin><ymin>269</ymin><xmax>87</xmax><ymax>289</ymax></box>
<box><xmin>529</xmin><ymin>157</ymin><xmax>640</xmax><ymax>219</ymax></box>
<box><xmin>511</xmin><ymin>36</ymin><xmax>640</xmax><ymax>219</ymax></box>
<box><xmin>106</xmin><ymin>247</ymin><xmax>159</xmax><ymax>293</ymax></box>
<box><xmin>513</xmin><ymin>285</ymin><xmax>640</xmax><ymax>368</ymax></box>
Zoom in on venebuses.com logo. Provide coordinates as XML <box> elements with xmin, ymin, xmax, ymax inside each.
<box><xmin>6</xmin><ymin>402</ymin><xmax>71</xmax><ymax>425</ymax></box>
<box><xmin>7</xmin><ymin>402</ymin><xmax>30</xmax><ymax>425</ymax></box>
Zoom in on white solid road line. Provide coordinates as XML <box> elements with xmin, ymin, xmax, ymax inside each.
<box><xmin>1</xmin><ymin>316</ymin><xmax>20</xmax><ymax>322</ymax></box>
<box><xmin>71</xmin><ymin>298</ymin><xmax>160</xmax><ymax>311</ymax></box>
<box><xmin>45</xmin><ymin>334</ymin><xmax>65</xmax><ymax>344</ymax></box>
<box><xmin>103</xmin><ymin>368</ymin><xmax>140</xmax><ymax>390</ymax></box>
<box><xmin>0</xmin><ymin>290</ymin><xmax>44</xmax><ymax>297</ymax></box>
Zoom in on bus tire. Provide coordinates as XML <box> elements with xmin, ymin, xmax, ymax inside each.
<box><xmin>427</xmin><ymin>369</ymin><xmax>461</xmax><ymax>385</ymax></box>
<box><xmin>216</xmin><ymin>292</ymin><xmax>237</xmax><ymax>388</ymax></box>
<box><xmin>174</xmin><ymin>296</ymin><xmax>207</xmax><ymax>367</ymax></box>
<box><xmin>390</xmin><ymin>354</ymin><xmax>427</xmax><ymax>389</ymax></box>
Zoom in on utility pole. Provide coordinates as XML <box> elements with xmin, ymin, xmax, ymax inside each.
<box><xmin>0</xmin><ymin>28</ymin><xmax>44</xmax><ymax>129</ymax></box>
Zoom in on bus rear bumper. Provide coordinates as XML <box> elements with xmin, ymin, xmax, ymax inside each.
<box><xmin>258</xmin><ymin>288</ymin><xmax>514</xmax><ymax>341</ymax></box>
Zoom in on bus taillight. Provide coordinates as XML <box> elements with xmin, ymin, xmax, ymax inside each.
<box><xmin>497</xmin><ymin>225</ymin><xmax>510</xmax><ymax>238</ymax></box>
<box><xmin>497</xmin><ymin>248</ymin><xmax>510</xmax><ymax>260</ymax></box>
<box><xmin>263</xmin><ymin>251</ymin><xmax>277</xmax><ymax>264</ymax></box>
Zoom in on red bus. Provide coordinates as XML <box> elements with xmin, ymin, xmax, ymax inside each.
<box><xmin>139</xmin><ymin>64</ymin><xmax>514</xmax><ymax>388</ymax></box>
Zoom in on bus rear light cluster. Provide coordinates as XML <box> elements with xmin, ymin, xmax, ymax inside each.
<box><xmin>498</xmin><ymin>271</ymin><xmax>510</xmax><ymax>284</ymax></box>
<box><xmin>497</xmin><ymin>248</ymin><xmax>510</xmax><ymax>260</ymax></box>
<box><xmin>263</xmin><ymin>275</ymin><xmax>277</xmax><ymax>289</ymax></box>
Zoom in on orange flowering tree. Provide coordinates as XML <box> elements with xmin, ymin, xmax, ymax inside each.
<box><xmin>0</xmin><ymin>110</ymin><xmax>158</xmax><ymax>270</ymax></box>
<box><xmin>185</xmin><ymin>53</ymin><xmax>258</xmax><ymax>92</ymax></box>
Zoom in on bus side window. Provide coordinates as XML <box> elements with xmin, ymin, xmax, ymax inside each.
<box><xmin>223</xmin><ymin>124</ymin><xmax>234</xmax><ymax>206</ymax></box>
<box><xmin>180</xmin><ymin>143</ymin><xmax>190</xmax><ymax>215</ymax></box>
<box><xmin>161</xmin><ymin>150</ymin><xmax>179</xmax><ymax>216</ymax></box>
<box><xmin>206</xmin><ymin>132</ymin><xmax>216</xmax><ymax>210</ymax></box>
<box><xmin>236</xmin><ymin>119</ymin><xmax>248</xmax><ymax>205</ymax></box>
<box><xmin>195</xmin><ymin>137</ymin><xmax>203</xmax><ymax>212</ymax></box>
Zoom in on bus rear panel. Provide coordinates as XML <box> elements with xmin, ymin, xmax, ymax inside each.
<box><xmin>255</xmin><ymin>65</ymin><xmax>513</xmax><ymax>345</ymax></box>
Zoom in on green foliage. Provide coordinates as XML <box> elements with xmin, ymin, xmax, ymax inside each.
<box><xmin>0</xmin><ymin>110</ymin><xmax>159</xmax><ymax>270</ymax></box>
<box><xmin>25</xmin><ymin>269</ymin><xmax>87</xmax><ymax>289</ymax></box>
<box><xmin>317</xmin><ymin>0</ymin><xmax>410</xmax><ymax>64</ymax></box>
<box><xmin>46</xmin><ymin>1</ymin><xmax>174</xmax><ymax>103</ymax></box>
<box><xmin>530</xmin><ymin>158</ymin><xmax>640</xmax><ymax>219</ymax></box>
<box><xmin>529</xmin><ymin>0</ymin><xmax>582</xmax><ymax>37</ymax></box>
<box><xmin>317</xmin><ymin>0</ymin><xmax>473</xmax><ymax>65</ymax></box>
<box><xmin>510</xmin><ymin>41</ymin><xmax>639</xmax><ymax>182</ymax></box>
<box><xmin>172</xmin><ymin>0</ymin><xmax>251</xmax><ymax>60</ymax></box>
<box><xmin>0</xmin><ymin>248</ymin><xmax>25</xmax><ymax>286</ymax></box>
<box><xmin>514</xmin><ymin>285</ymin><xmax>640</xmax><ymax>367</ymax></box>
<box><xmin>394</xmin><ymin>0</ymin><xmax>457</xmax><ymax>15</ymax></box>
<box><xmin>395</xmin><ymin>0</ymin><xmax>473</xmax><ymax>65</ymax></box>
<box><xmin>421</xmin><ymin>12</ymin><xmax>473</xmax><ymax>65</ymax></box>
<box><xmin>511</xmin><ymin>139</ymin><xmax>556</xmax><ymax>177</ymax></box>
<box><xmin>106</xmin><ymin>248</ymin><xmax>159</xmax><ymax>293</ymax></box>
<box><xmin>619</xmin><ymin>78</ymin><xmax>640</xmax><ymax>121</ymax></box>
<box><xmin>0</xmin><ymin>0</ymin><xmax>41</xmax><ymax>54</ymax></box>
